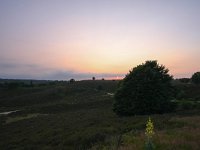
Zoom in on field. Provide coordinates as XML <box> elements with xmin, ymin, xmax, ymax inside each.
<box><xmin>0</xmin><ymin>80</ymin><xmax>200</xmax><ymax>150</ymax></box>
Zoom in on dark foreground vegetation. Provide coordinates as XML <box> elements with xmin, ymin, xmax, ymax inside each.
<box><xmin>114</xmin><ymin>61</ymin><xmax>175</xmax><ymax>116</ymax></box>
<box><xmin>0</xmin><ymin>79</ymin><xmax>200</xmax><ymax>149</ymax></box>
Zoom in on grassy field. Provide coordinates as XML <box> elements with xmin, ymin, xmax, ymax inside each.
<box><xmin>0</xmin><ymin>80</ymin><xmax>200</xmax><ymax>150</ymax></box>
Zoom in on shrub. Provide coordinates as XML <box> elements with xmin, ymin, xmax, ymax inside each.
<box><xmin>113</xmin><ymin>60</ymin><xmax>176</xmax><ymax>115</ymax></box>
<box><xmin>69</xmin><ymin>79</ymin><xmax>75</xmax><ymax>83</ymax></box>
<box><xmin>191</xmin><ymin>72</ymin><xmax>200</xmax><ymax>84</ymax></box>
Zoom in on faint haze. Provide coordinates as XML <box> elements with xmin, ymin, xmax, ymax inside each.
<box><xmin>0</xmin><ymin>0</ymin><xmax>200</xmax><ymax>80</ymax></box>
<box><xmin>0</xmin><ymin>62</ymin><xmax>124</xmax><ymax>80</ymax></box>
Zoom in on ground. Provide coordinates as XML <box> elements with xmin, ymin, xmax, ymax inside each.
<box><xmin>0</xmin><ymin>80</ymin><xmax>200</xmax><ymax>150</ymax></box>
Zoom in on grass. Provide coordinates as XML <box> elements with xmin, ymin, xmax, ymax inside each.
<box><xmin>0</xmin><ymin>80</ymin><xmax>200</xmax><ymax>149</ymax></box>
<box><xmin>5</xmin><ymin>113</ymin><xmax>41</xmax><ymax>124</ymax></box>
<box><xmin>116</xmin><ymin>116</ymin><xmax>200</xmax><ymax>150</ymax></box>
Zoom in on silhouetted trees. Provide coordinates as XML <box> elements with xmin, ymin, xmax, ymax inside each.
<box><xmin>113</xmin><ymin>60</ymin><xmax>176</xmax><ymax>116</ymax></box>
<box><xmin>92</xmin><ymin>77</ymin><xmax>95</xmax><ymax>80</ymax></box>
<box><xmin>179</xmin><ymin>78</ymin><xmax>190</xmax><ymax>83</ymax></box>
<box><xmin>69</xmin><ymin>79</ymin><xmax>75</xmax><ymax>83</ymax></box>
<box><xmin>191</xmin><ymin>72</ymin><xmax>200</xmax><ymax>85</ymax></box>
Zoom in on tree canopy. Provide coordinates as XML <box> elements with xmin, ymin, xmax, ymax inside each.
<box><xmin>191</xmin><ymin>72</ymin><xmax>200</xmax><ymax>84</ymax></box>
<box><xmin>113</xmin><ymin>60</ymin><xmax>176</xmax><ymax>115</ymax></box>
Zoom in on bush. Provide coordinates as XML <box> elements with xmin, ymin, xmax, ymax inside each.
<box><xmin>191</xmin><ymin>72</ymin><xmax>200</xmax><ymax>85</ymax></box>
<box><xmin>69</xmin><ymin>79</ymin><xmax>75</xmax><ymax>83</ymax></box>
<box><xmin>113</xmin><ymin>60</ymin><xmax>176</xmax><ymax>115</ymax></box>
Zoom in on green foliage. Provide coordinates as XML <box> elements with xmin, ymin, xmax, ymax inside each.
<box><xmin>113</xmin><ymin>60</ymin><xmax>176</xmax><ymax>115</ymax></box>
<box><xmin>191</xmin><ymin>72</ymin><xmax>200</xmax><ymax>84</ymax></box>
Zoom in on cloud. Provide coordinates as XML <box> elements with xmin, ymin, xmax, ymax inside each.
<box><xmin>0</xmin><ymin>62</ymin><xmax>124</xmax><ymax>80</ymax></box>
<box><xmin>45</xmin><ymin>71</ymin><xmax>124</xmax><ymax>80</ymax></box>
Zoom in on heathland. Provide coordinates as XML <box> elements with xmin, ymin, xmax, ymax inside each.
<box><xmin>0</xmin><ymin>79</ymin><xmax>200</xmax><ymax>150</ymax></box>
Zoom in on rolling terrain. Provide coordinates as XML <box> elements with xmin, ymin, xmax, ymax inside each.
<box><xmin>0</xmin><ymin>80</ymin><xmax>200</xmax><ymax>150</ymax></box>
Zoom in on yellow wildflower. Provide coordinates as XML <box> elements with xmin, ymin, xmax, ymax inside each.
<box><xmin>145</xmin><ymin>117</ymin><xmax>154</xmax><ymax>138</ymax></box>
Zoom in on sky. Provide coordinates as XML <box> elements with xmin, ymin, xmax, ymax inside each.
<box><xmin>0</xmin><ymin>0</ymin><xmax>200</xmax><ymax>80</ymax></box>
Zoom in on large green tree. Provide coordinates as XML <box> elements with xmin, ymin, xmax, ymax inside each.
<box><xmin>113</xmin><ymin>60</ymin><xmax>175</xmax><ymax>115</ymax></box>
<box><xmin>191</xmin><ymin>72</ymin><xmax>200</xmax><ymax>85</ymax></box>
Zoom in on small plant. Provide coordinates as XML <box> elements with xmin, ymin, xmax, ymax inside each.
<box><xmin>145</xmin><ymin>117</ymin><xmax>155</xmax><ymax>150</ymax></box>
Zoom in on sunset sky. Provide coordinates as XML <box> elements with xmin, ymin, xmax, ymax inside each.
<box><xmin>0</xmin><ymin>0</ymin><xmax>200</xmax><ymax>80</ymax></box>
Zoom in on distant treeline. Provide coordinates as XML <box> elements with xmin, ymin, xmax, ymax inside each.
<box><xmin>0</xmin><ymin>76</ymin><xmax>197</xmax><ymax>90</ymax></box>
<box><xmin>175</xmin><ymin>78</ymin><xmax>191</xmax><ymax>83</ymax></box>
<box><xmin>0</xmin><ymin>79</ymin><xmax>65</xmax><ymax>89</ymax></box>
